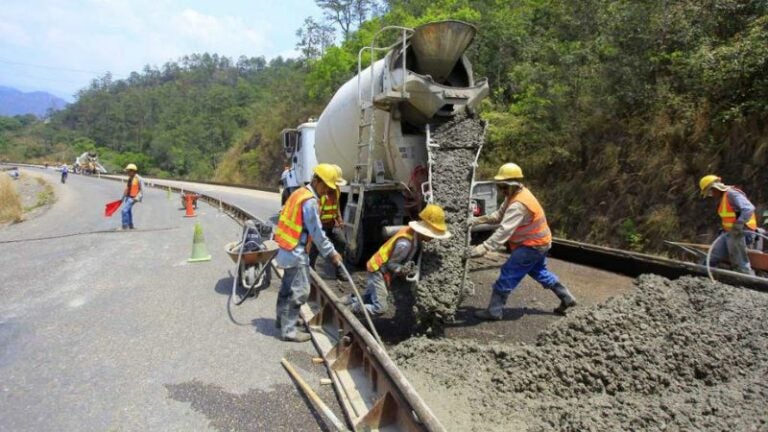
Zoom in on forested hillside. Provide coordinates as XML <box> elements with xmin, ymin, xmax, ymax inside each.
<box><xmin>1</xmin><ymin>0</ymin><xmax>766</xmax><ymax>252</ymax></box>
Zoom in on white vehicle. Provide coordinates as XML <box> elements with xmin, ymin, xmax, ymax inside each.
<box><xmin>74</xmin><ymin>151</ymin><xmax>107</xmax><ymax>175</ymax></box>
<box><xmin>282</xmin><ymin>21</ymin><xmax>496</xmax><ymax>264</ymax></box>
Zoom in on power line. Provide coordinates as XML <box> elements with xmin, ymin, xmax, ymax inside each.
<box><xmin>0</xmin><ymin>58</ymin><xmax>114</xmax><ymax>76</ymax></box>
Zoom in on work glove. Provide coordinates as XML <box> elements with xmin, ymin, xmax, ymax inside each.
<box><xmin>732</xmin><ymin>222</ymin><xmax>745</xmax><ymax>234</ymax></box>
<box><xmin>469</xmin><ymin>244</ymin><xmax>487</xmax><ymax>258</ymax></box>
<box><xmin>330</xmin><ymin>251</ymin><xmax>343</xmax><ymax>267</ymax></box>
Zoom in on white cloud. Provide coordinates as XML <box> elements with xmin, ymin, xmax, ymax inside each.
<box><xmin>0</xmin><ymin>0</ymin><xmax>321</xmax><ymax>97</ymax></box>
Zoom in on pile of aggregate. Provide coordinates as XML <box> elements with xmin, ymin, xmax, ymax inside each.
<box><xmin>415</xmin><ymin>111</ymin><xmax>485</xmax><ymax>333</ymax></box>
<box><xmin>394</xmin><ymin>275</ymin><xmax>768</xmax><ymax>431</ymax></box>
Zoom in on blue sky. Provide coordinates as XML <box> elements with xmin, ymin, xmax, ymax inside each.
<box><xmin>0</xmin><ymin>0</ymin><xmax>324</xmax><ymax>101</ymax></box>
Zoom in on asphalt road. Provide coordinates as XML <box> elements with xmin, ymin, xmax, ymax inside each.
<box><xmin>0</xmin><ymin>168</ymin><xmax>337</xmax><ymax>431</ymax></box>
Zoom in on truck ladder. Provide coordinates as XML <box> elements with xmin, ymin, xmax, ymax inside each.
<box><xmin>347</xmin><ymin>27</ymin><xmax>413</xmax><ymax>260</ymax></box>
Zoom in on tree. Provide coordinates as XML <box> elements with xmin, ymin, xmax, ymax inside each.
<box><xmin>296</xmin><ymin>17</ymin><xmax>336</xmax><ymax>61</ymax></box>
<box><xmin>316</xmin><ymin>0</ymin><xmax>377</xmax><ymax>40</ymax></box>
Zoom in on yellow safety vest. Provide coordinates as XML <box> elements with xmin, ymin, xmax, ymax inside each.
<box><xmin>506</xmin><ymin>187</ymin><xmax>552</xmax><ymax>249</ymax></box>
<box><xmin>275</xmin><ymin>187</ymin><xmax>315</xmax><ymax>250</ymax></box>
<box><xmin>319</xmin><ymin>190</ymin><xmax>340</xmax><ymax>225</ymax></box>
<box><xmin>718</xmin><ymin>188</ymin><xmax>757</xmax><ymax>231</ymax></box>
<box><xmin>367</xmin><ymin>227</ymin><xmax>414</xmax><ymax>272</ymax></box>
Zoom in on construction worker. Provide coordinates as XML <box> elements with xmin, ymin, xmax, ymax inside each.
<box><xmin>698</xmin><ymin>175</ymin><xmax>757</xmax><ymax>275</ymax></box>
<box><xmin>348</xmin><ymin>204</ymin><xmax>451</xmax><ymax>315</ymax></box>
<box><xmin>120</xmin><ymin>163</ymin><xmax>143</xmax><ymax>230</ymax></box>
<box><xmin>469</xmin><ymin>163</ymin><xmax>576</xmax><ymax>319</ymax></box>
<box><xmin>310</xmin><ymin>164</ymin><xmax>347</xmax><ymax>279</ymax></box>
<box><xmin>280</xmin><ymin>165</ymin><xmax>299</xmax><ymax>205</ymax></box>
<box><xmin>274</xmin><ymin>163</ymin><xmax>344</xmax><ymax>342</ymax></box>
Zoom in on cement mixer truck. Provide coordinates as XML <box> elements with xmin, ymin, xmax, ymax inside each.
<box><xmin>282</xmin><ymin>21</ymin><xmax>493</xmax><ymax>264</ymax></box>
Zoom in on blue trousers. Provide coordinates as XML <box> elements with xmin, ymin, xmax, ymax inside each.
<box><xmin>276</xmin><ymin>265</ymin><xmax>310</xmax><ymax>339</ymax></box>
<box><xmin>121</xmin><ymin>197</ymin><xmax>135</xmax><ymax>228</ymax></box>
<box><xmin>707</xmin><ymin>231</ymin><xmax>756</xmax><ymax>275</ymax></box>
<box><xmin>493</xmin><ymin>246</ymin><xmax>559</xmax><ymax>294</ymax></box>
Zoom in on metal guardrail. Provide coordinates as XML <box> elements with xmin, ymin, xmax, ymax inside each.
<box><xmin>90</xmin><ymin>169</ymin><xmax>445</xmax><ymax>431</ymax></box>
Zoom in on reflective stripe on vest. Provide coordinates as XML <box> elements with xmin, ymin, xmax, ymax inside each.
<box><xmin>718</xmin><ymin>188</ymin><xmax>757</xmax><ymax>231</ymax></box>
<box><xmin>320</xmin><ymin>190</ymin><xmax>339</xmax><ymax>223</ymax></box>
<box><xmin>275</xmin><ymin>187</ymin><xmax>315</xmax><ymax>250</ymax></box>
<box><xmin>507</xmin><ymin>187</ymin><xmax>552</xmax><ymax>248</ymax></box>
<box><xmin>125</xmin><ymin>176</ymin><xmax>141</xmax><ymax>198</ymax></box>
<box><xmin>367</xmin><ymin>227</ymin><xmax>414</xmax><ymax>272</ymax></box>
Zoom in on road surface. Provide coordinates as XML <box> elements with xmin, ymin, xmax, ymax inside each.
<box><xmin>0</xmin><ymin>167</ymin><xmax>337</xmax><ymax>431</ymax></box>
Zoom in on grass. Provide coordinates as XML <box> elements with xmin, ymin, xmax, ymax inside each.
<box><xmin>0</xmin><ymin>174</ymin><xmax>23</xmax><ymax>223</ymax></box>
<box><xmin>24</xmin><ymin>182</ymin><xmax>55</xmax><ymax>212</ymax></box>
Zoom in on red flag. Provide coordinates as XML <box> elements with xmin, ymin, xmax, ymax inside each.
<box><xmin>104</xmin><ymin>200</ymin><xmax>122</xmax><ymax>217</ymax></box>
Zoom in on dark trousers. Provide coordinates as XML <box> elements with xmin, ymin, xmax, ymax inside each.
<box><xmin>309</xmin><ymin>225</ymin><xmax>346</xmax><ymax>276</ymax></box>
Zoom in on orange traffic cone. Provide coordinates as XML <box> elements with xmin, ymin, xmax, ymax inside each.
<box><xmin>184</xmin><ymin>193</ymin><xmax>196</xmax><ymax>217</ymax></box>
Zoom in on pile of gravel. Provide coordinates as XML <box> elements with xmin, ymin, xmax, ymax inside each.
<box><xmin>415</xmin><ymin>111</ymin><xmax>484</xmax><ymax>333</ymax></box>
<box><xmin>394</xmin><ymin>275</ymin><xmax>768</xmax><ymax>431</ymax></box>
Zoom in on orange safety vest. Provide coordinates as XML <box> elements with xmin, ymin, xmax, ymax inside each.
<box><xmin>125</xmin><ymin>175</ymin><xmax>141</xmax><ymax>198</ymax></box>
<box><xmin>319</xmin><ymin>190</ymin><xmax>340</xmax><ymax>225</ymax></box>
<box><xmin>506</xmin><ymin>187</ymin><xmax>552</xmax><ymax>249</ymax></box>
<box><xmin>367</xmin><ymin>227</ymin><xmax>414</xmax><ymax>273</ymax></box>
<box><xmin>718</xmin><ymin>188</ymin><xmax>757</xmax><ymax>231</ymax></box>
<box><xmin>275</xmin><ymin>187</ymin><xmax>316</xmax><ymax>250</ymax></box>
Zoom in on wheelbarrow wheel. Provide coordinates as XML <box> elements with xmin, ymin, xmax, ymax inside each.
<box><xmin>234</xmin><ymin>262</ymin><xmax>271</xmax><ymax>304</ymax></box>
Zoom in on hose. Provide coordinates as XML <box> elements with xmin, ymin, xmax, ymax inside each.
<box><xmin>337</xmin><ymin>263</ymin><xmax>385</xmax><ymax>349</ymax></box>
<box><xmin>705</xmin><ymin>230</ymin><xmax>768</xmax><ymax>282</ymax></box>
<box><xmin>0</xmin><ymin>226</ymin><xmax>177</xmax><ymax>244</ymax></box>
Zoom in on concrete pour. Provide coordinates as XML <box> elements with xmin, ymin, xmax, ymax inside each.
<box><xmin>393</xmin><ymin>275</ymin><xmax>768</xmax><ymax>431</ymax></box>
<box><xmin>415</xmin><ymin>112</ymin><xmax>485</xmax><ymax>333</ymax></box>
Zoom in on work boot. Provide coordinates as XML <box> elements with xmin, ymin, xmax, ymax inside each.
<box><xmin>551</xmin><ymin>282</ymin><xmax>577</xmax><ymax>316</ymax></box>
<box><xmin>474</xmin><ymin>290</ymin><xmax>508</xmax><ymax>321</ymax></box>
<box><xmin>282</xmin><ymin>333</ymin><xmax>311</xmax><ymax>343</ymax></box>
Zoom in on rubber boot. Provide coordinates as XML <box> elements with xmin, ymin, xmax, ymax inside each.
<box><xmin>551</xmin><ymin>282</ymin><xmax>577</xmax><ymax>316</ymax></box>
<box><xmin>474</xmin><ymin>290</ymin><xmax>508</xmax><ymax>321</ymax></box>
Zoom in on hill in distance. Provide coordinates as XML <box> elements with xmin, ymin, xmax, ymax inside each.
<box><xmin>0</xmin><ymin>86</ymin><xmax>68</xmax><ymax>118</ymax></box>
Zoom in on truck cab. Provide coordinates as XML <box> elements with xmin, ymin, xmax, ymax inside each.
<box><xmin>281</xmin><ymin>121</ymin><xmax>318</xmax><ymax>185</ymax></box>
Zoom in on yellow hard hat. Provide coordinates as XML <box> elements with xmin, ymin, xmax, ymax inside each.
<box><xmin>409</xmin><ymin>204</ymin><xmax>451</xmax><ymax>239</ymax></box>
<box><xmin>494</xmin><ymin>163</ymin><xmax>524</xmax><ymax>181</ymax></box>
<box><xmin>125</xmin><ymin>163</ymin><xmax>138</xmax><ymax>172</ymax></box>
<box><xmin>699</xmin><ymin>174</ymin><xmax>725</xmax><ymax>197</ymax></box>
<box><xmin>332</xmin><ymin>164</ymin><xmax>347</xmax><ymax>186</ymax></box>
<box><xmin>313</xmin><ymin>163</ymin><xmax>342</xmax><ymax>190</ymax></box>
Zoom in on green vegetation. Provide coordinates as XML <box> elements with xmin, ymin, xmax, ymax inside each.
<box><xmin>23</xmin><ymin>177</ymin><xmax>56</xmax><ymax>213</ymax></box>
<box><xmin>0</xmin><ymin>174</ymin><xmax>23</xmax><ymax>223</ymax></box>
<box><xmin>1</xmin><ymin>0</ymin><xmax>766</xmax><ymax>252</ymax></box>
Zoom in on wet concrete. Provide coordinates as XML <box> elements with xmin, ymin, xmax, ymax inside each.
<box><xmin>415</xmin><ymin>112</ymin><xmax>485</xmax><ymax>333</ymax></box>
<box><xmin>392</xmin><ymin>275</ymin><xmax>768</xmax><ymax>431</ymax></box>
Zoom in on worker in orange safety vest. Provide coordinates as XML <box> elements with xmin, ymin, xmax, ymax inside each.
<box><xmin>274</xmin><ymin>163</ymin><xmax>344</xmax><ymax>342</ymax></box>
<box><xmin>345</xmin><ymin>204</ymin><xmax>451</xmax><ymax>316</ymax></box>
<box><xmin>309</xmin><ymin>164</ymin><xmax>347</xmax><ymax>279</ymax></box>
<box><xmin>468</xmin><ymin>163</ymin><xmax>576</xmax><ymax>319</ymax></box>
<box><xmin>698</xmin><ymin>174</ymin><xmax>758</xmax><ymax>275</ymax></box>
<box><xmin>120</xmin><ymin>163</ymin><xmax>143</xmax><ymax>230</ymax></box>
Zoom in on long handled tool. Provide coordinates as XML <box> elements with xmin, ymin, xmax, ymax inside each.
<box><xmin>281</xmin><ymin>358</ymin><xmax>349</xmax><ymax>432</ymax></box>
<box><xmin>337</xmin><ymin>263</ymin><xmax>385</xmax><ymax>348</ymax></box>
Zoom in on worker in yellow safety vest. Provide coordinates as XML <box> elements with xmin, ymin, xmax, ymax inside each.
<box><xmin>699</xmin><ymin>175</ymin><xmax>758</xmax><ymax>275</ymax></box>
<box><xmin>309</xmin><ymin>164</ymin><xmax>347</xmax><ymax>279</ymax></box>
<box><xmin>468</xmin><ymin>163</ymin><xmax>576</xmax><ymax>319</ymax></box>
<box><xmin>120</xmin><ymin>163</ymin><xmax>143</xmax><ymax>230</ymax></box>
<box><xmin>274</xmin><ymin>163</ymin><xmax>344</xmax><ymax>342</ymax></box>
<box><xmin>346</xmin><ymin>204</ymin><xmax>451</xmax><ymax>316</ymax></box>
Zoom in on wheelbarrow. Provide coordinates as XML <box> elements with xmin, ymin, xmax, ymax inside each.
<box><xmin>665</xmin><ymin>239</ymin><xmax>768</xmax><ymax>273</ymax></box>
<box><xmin>226</xmin><ymin>220</ymin><xmax>278</xmax><ymax>305</ymax></box>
